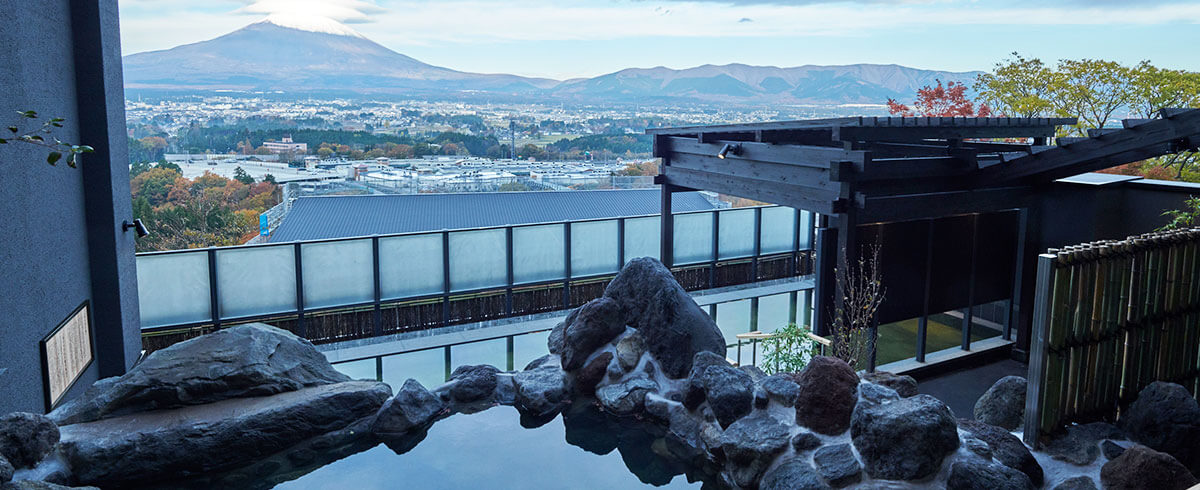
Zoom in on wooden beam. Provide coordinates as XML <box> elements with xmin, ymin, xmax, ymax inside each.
<box><xmin>841</xmin><ymin>156</ymin><xmax>976</xmax><ymax>183</ymax></box>
<box><xmin>857</xmin><ymin>186</ymin><xmax>1034</xmax><ymax>223</ymax></box>
<box><xmin>661</xmin><ymin>165</ymin><xmax>839</xmax><ymax>214</ymax></box>
<box><xmin>663</xmin><ymin>136</ymin><xmax>865</xmax><ymax>169</ymax></box>
<box><xmin>668</xmin><ymin>153</ymin><xmax>837</xmax><ymax>194</ymax></box>
<box><xmin>837</xmin><ymin>125</ymin><xmax>1061</xmax><ymax>142</ymax></box>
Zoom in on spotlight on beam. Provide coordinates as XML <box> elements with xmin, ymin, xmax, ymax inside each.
<box><xmin>717</xmin><ymin>143</ymin><xmax>742</xmax><ymax>159</ymax></box>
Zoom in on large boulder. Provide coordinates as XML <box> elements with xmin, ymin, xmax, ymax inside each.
<box><xmin>602</xmin><ymin>258</ymin><xmax>725</xmax><ymax>379</ymax></box>
<box><xmin>59</xmin><ymin>381</ymin><xmax>390</xmax><ymax>487</ymax></box>
<box><xmin>574</xmin><ymin>352</ymin><xmax>613</xmax><ymax>395</ymax></box>
<box><xmin>759</xmin><ymin>458</ymin><xmax>831</xmax><ymax>490</ymax></box>
<box><xmin>48</xmin><ymin>324</ymin><xmax>349</xmax><ymax>425</ymax></box>
<box><xmin>813</xmin><ymin>443</ymin><xmax>863</xmax><ymax>488</ymax></box>
<box><xmin>1117</xmin><ymin>381</ymin><xmax>1200</xmax><ymax>474</ymax></box>
<box><xmin>683</xmin><ymin>351</ymin><xmax>730</xmax><ymax>409</ymax></box>
<box><xmin>946</xmin><ymin>460</ymin><xmax>1034</xmax><ymax>490</ymax></box>
<box><xmin>793</xmin><ymin>356</ymin><xmax>859</xmax><ymax>435</ymax></box>
<box><xmin>441</xmin><ymin>364</ymin><xmax>500</xmax><ymax>404</ymax></box>
<box><xmin>973</xmin><ymin>376</ymin><xmax>1026</xmax><ymax>431</ymax></box>
<box><xmin>851</xmin><ymin>394</ymin><xmax>959</xmax><ymax>481</ymax></box>
<box><xmin>959</xmin><ymin>419</ymin><xmax>1044</xmax><ymax>487</ymax></box>
<box><xmin>1044</xmin><ymin>422</ymin><xmax>1122</xmax><ymax>466</ymax></box>
<box><xmin>701</xmin><ymin>365</ymin><xmax>754</xmax><ymax>428</ymax></box>
<box><xmin>0</xmin><ymin>455</ymin><xmax>11</xmax><ymax>485</ymax></box>
<box><xmin>513</xmin><ymin>366</ymin><xmax>569</xmax><ymax>418</ymax></box>
<box><xmin>559</xmin><ymin>298</ymin><xmax>626</xmax><ymax>370</ymax></box>
<box><xmin>0</xmin><ymin>413</ymin><xmax>59</xmax><ymax>469</ymax></box>
<box><xmin>1100</xmin><ymin>444</ymin><xmax>1198</xmax><ymax>490</ymax></box>
<box><xmin>759</xmin><ymin>374</ymin><xmax>801</xmax><ymax>407</ymax></box>
<box><xmin>720</xmin><ymin>412</ymin><xmax>791</xmax><ymax>464</ymax></box>
<box><xmin>1052</xmin><ymin>476</ymin><xmax>1098</xmax><ymax>490</ymax></box>
<box><xmin>859</xmin><ymin>371</ymin><xmax>917</xmax><ymax>397</ymax></box>
<box><xmin>595</xmin><ymin>375</ymin><xmax>658</xmax><ymax>416</ymax></box>
<box><xmin>370</xmin><ymin>379</ymin><xmax>445</xmax><ymax>436</ymax></box>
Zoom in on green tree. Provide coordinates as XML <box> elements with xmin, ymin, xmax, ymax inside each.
<box><xmin>1159</xmin><ymin>196</ymin><xmax>1200</xmax><ymax>230</ymax></box>
<box><xmin>233</xmin><ymin>166</ymin><xmax>255</xmax><ymax>185</ymax></box>
<box><xmin>497</xmin><ymin>182</ymin><xmax>530</xmax><ymax>192</ymax></box>
<box><xmin>262</xmin><ymin>173</ymin><xmax>277</xmax><ymax>184</ymax></box>
<box><xmin>974</xmin><ymin>53</ymin><xmax>1060</xmax><ymax>118</ymax></box>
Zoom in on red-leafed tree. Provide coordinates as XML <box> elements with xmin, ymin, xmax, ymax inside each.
<box><xmin>887</xmin><ymin>80</ymin><xmax>994</xmax><ymax>117</ymax></box>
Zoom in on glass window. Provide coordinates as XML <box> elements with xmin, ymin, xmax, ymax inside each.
<box><xmin>673</xmin><ymin>212</ymin><xmax>714</xmax><ymax>265</ymax></box>
<box><xmin>760</xmin><ymin>207</ymin><xmax>797</xmax><ymax>254</ymax></box>
<box><xmin>448</xmin><ymin>229</ymin><xmax>507</xmax><ymax>292</ymax></box>
<box><xmin>301</xmin><ymin>239</ymin><xmax>373</xmax><ymax>309</ymax></box>
<box><xmin>718</xmin><ymin>208</ymin><xmax>756</xmax><ymax>259</ymax></box>
<box><xmin>216</xmin><ymin>245</ymin><xmax>296</xmax><ymax>319</ymax></box>
<box><xmin>513</xmin><ymin>224</ymin><xmax>564</xmax><ymax>284</ymax></box>
<box><xmin>571</xmin><ymin>220</ymin><xmax>619</xmax><ymax>277</ymax></box>
<box><xmin>136</xmin><ymin>252</ymin><xmax>211</xmax><ymax>327</ymax></box>
<box><xmin>380</xmin><ymin>233</ymin><xmax>444</xmax><ymax>299</ymax></box>
<box><xmin>623</xmin><ymin>216</ymin><xmax>660</xmax><ymax>263</ymax></box>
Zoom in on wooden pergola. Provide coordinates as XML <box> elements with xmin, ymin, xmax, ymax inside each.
<box><xmin>650</xmin><ymin>109</ymin><xmax>1200</xmax><ymax>365</ymax></box>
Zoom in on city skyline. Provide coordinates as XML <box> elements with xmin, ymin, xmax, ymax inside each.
<box><xmin>118</xmin><ymin>0</ymin><xmax>1200</xmax><ymax>80</ymax></box>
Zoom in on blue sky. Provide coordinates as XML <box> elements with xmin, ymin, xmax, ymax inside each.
<box><xmin>117</xmin><ymin>0</ymin><xmax>1200</xmax><ymax>79</ymax></box>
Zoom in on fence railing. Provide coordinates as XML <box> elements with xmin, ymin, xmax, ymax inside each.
<box><xmin>1023</xmin><ymin>227</ymin><xmax>1200</xmax><ymax>446</ymax></box>
<box><xmin>137</xmin><ymin>206</ymin><xmax>815</xmax><ymax>347</ymax></box>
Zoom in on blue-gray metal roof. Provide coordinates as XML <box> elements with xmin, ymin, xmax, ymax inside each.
<box><xmin>268</xmin><ymin>189</ymin><xmax>717</xmax><ymax>242</ymax></box>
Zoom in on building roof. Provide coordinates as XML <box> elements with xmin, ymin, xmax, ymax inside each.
<box><xmin>268</xmin><ymin>189</ymin><xmax>717</xmax><ymax>242</ymax></box>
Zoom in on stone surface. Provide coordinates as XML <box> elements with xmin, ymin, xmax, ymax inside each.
<box><xmin>719</xmin><ymin>413</ymin><xmax>791</xmax><ymax>465</ymax></box>
<box><xmin>602</xmin><ymin>258</ymin><xmax>726</xmax><ymax>379</ymax></box>
<box><xmin>1100</xmin><ymin>444</ymin><xmax>1198</xmax><ymax>490</ymax></box>
<box><xmin>701</xmin><ymin>365</ymin><xmax>754</xmax><ymax>428</ymax></box>
<box><xmin>859</xmin><ymin>371</ymin><xmax>917</xmax><ymax>397</ymax></box>
<box><xmin>760</xmin><ymin>374</ymin><xmax>800</xmax><ymax>407</ymax></box>
<box><xmin>963</xmin><ymin>436</ymin><xmax>993</xmax><ymax>460</ymax></box>
<box><xmin>0</xmin><ymin>413</ymin><xmax>59</xmax><ymax>469</ymax></box>
<box><xmin>442</xmin><ymin>364</ymin><xmax>500</xmax><ymax>403</ymax></box>
<box><xmin>574</xmin><ymin>352</ymin><xmax>613</xmax><ymax>395</ymax></box>
<box><xmin>794</xmin><ymin>356</ymin><xmax>860</xmax><ymax>435</ymax></box>
<box><xmin>857</xmin><ymin>382</ymin><xmax>900</xmax><ymax>406</ymax></box>
<box><xmin>973</xmin><ymin>376</ymin><xmax>1027</xmax><ymax>431</ymax></box>
<box><xmin>2</xmin><ymin>482</ymin><xmax>99</xmax><ymax>490</ymax></box>
<box><xmin>615</xmin><ymin>331</ymin><xmax>647</xmax><ymax>372</ymax></box>
<box><xmin>523</xmin><ymin>354</ymin><xmax>556</xmax><ymax>371</ymax></box>
<box><xmin>0</xmin><ymin>455</ymin><xmax>11</xmax><ymax>484</ymax></box>
<box><xmin>48</xmin><ymin>324</ymin><xmax>349</xmax><ymax>425</ymax></box>
<box><xmin>683</xmin><ymin>351</ymin><xmax>729</xmax><ymax>409</ymax></box>
<box><xmin>791</xmin><ymin>431</ymin><xmax>822</xmax><ymax>452</ymax></box>
<box><xmin>759</xmin><ymin>458</ymin><xmax>831</xmax><ymax>490</ymax></box>
<box><xmin>813</xmin><ymin>443</ymin><xmax>862</xmax><ymax>488</ymax></box>
<box><xmin>370</xmin><ymin>379</ymin><xmax>444</xmax><ymax>436</ymax></box>
<box><xmin>851</xmin><ymin>394</ymin><xmax>959</xmax><ymax>481</ymax></box>
<box><xmin>958</xmin><ymin>419</ymin><xmax>1044</xmax><ymax>487</ymax></box>
<box><xmin>946</xmin><ymin>460</ymin><xmax>1034</xmax><ymax>490</ymax></box>
<box><xmin>739</xmin><ymin>365</ymin><xmax>766</xmax><ymax>382</ymax></box>
<box><xmin>1117</xmin><ymin>381</ymin><xmax>1200</xmax><ymax>474</ymax></box>
<box><xmin>513</xmin><ymin>366</ymin><xmax>569</xmax><ymax>418</ymax></box>
<box><xmin>548</xmin><ymin>318</ymin><xmax>567</xmax><ymax>355</ymax></box>
<box><xmin>596</xmin><ymin>375</ymin><xmax>658</xmax><ymax>416</ymax></box>
<box><xmin>1045</xmin><ymin>422</ymin><xmax>1122</xmax><ymax>466</ymax></box>
<box><xmin>1052</xmin><ymin>476</ymin><xmax>1098</xmax><ymax>490</ymax></box>
<box><xmin>560</xmin><ymin>298</ymin><xmax>626</xmax><ymax>371</ymax></box>
<box><xmin>59</xmin><ymin>381</ymin><xmax>390</xmax><ymax>487</ymax></box>
<box><xmin>1101</xmin><ymin>440</ymin><xmax>1125</xmax><ymax>460</ymax></box>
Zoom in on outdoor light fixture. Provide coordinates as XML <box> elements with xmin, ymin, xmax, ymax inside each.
<box><xmin>717</xmin><ymin>143</ymin><xmax>742</xmax><ymax>159</ymax></box>
<box><xmin>123</xmin><ymin>219</ymin><xmax>149</xmax><ymax>238</ymax></box>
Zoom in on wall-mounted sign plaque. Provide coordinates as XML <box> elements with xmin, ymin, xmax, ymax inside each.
<box><xmin>41</xmin><ymin>302</ymin><xmax>94</xmax><ymax>411</ymax></box>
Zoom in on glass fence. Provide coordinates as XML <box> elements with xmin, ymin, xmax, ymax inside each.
<box><xmin>137</xmin><ymin>206</ymin><xmax>814</xmax><ymax>332</ymax></box>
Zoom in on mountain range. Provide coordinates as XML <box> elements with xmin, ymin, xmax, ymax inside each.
<box><xmin>122</xmin><ymin>17</ymin><xmax>980</xmax><ymax>106</ymax></box>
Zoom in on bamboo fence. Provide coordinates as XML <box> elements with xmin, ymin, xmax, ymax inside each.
<box><xmin>1023</xmin><ymin>227</ymin><xmax>1200</xmax><ymax>446</ymax></box>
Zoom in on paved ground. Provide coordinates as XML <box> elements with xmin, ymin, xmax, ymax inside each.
<box><xmin>916</xmin><ymin>358</ymin><xmax>1028</xmax><ymax>419</ymax></box>
<box><xmin>176</xmin><ymin>159</ymin><xmax>341</xmax><ymax>183</ymax></box>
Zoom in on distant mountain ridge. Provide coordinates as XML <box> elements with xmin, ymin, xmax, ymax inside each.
<box><xmin>122</xmin><ymin>18</ymin><xmax>980</xmax><ymax>105</ymax></box>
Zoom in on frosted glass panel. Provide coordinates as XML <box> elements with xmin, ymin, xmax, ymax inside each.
<box><xmin>302</xmin><ymin>239</ymin><xmax>373</xmax><ymax>309</ymax></box>
<box><xmin>624</xmin><ymin>216</ymin><xmax>660</xmax><ymax>263</ymax></box>
<box><xmin>513</xmin><ymin>330</ymin><xmax>551</xmax><ymax>370</ymax></box>
<box><xmin>380</xmin><ymin>234</ymin><xmax>444</xmax><ymax>300</ymax></box>
<box><xmin>758</xmin><ymin>293</ymin><xmax>793</xmax><ymax>334</ymax></box>
<box><xmin>450</xmin><ymin>338</ymin><xmax>508</xmax><ymax>369</ymax></box>
<box><xmin>571</xmin><ymin>220</ymin><xmax>619</xmax><ymax>277</ymax></box>
<box><xmin>449</xmin><ymin>229</ymin><xmax>507</xmax><ymax>292</ymax></box>
<box><xmin>137</xmin><ymin>252</ymin><xmax>211</xmax><ymax>327</ymax></box>
<box><xmin>216</xmin><ymin>245</ymin><xmax>296</xmax><ymax>319</ymax></box>
<box><xmin>382</xmin><ymin>348</ymin><xmax>447</xmax><ymax>389</ymax></box>
<box><xmin>332</xmin><ymin>358</ymin><xmax>377</xmax><ymax>381</ymax></box>
<box><xmin>513</xmin><ymin>224</ymin><xmax>564</xmax><ymax>284</ymax></box>
<box><xmin>716</xmin><ymin>299</ymin><xmax>752</xmax><ymax>346</ymax></box>
<box><xmin>798</xmin><ymin>211</ymin><xmax>814</xmax><ymax>250</ymax></box>
<box><xmin>760</xmin><ymin>207</ymin><xmax>797</xmax><ymax>254</ymax></box>
<box><xmin>718</xmin><ymin>208</ymin><xmax>756</xmax><ymax>259</ymax></box>
<box><xmin>673</xmin><ymin>212</ymin><xmax>714</xmax><ymax>265</ymax></box>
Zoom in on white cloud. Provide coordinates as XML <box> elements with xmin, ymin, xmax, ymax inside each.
<box><xmin>233</xmin><ymin>0</ymin><xmax>386</xmax><ymax>24</ymax></box>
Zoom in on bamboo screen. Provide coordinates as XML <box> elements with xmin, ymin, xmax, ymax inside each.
<box><xmin>1023</xmin><ymin>227</ymin><xmax>1200</xmax><ymax>446</ymax></box>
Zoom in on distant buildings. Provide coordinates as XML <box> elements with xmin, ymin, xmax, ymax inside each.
<box><xmin>261</xmin><ymin>135</ymin><xmax>308</xmax><ymax>154</ymax></box>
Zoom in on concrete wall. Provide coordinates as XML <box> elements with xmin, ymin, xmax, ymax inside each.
<box><xmin>0</xmin><ymin>0</ymin><xmax>139</xmax><ymax>414</ymax></box>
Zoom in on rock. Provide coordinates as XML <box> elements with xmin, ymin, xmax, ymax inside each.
<box><xmin>859</xmin><ymin>371</ymin><xmax>917</xmax><ymax>397</ymax></box>
<box><xmin>605</xmin><ymin>358</ymin><xmax>625</xmax><ymax>381</ymax></box>
<box><xmin>791</xmin><ymin>431</ymin><xmax>822</xmax><ymax>452</ymax></box>
<box><xmin>794</xmin><ymin>356</ymin><xmax>859</xmax><ymax>435</ymax></box>
<box><xmin>574</xmin><ymin>352</ymin><xmax>613</xmax><ymax>395</ymax></box>
<box><xmin>683</xmin><ymin>351</ymin><xmax>730</xmax><ymax>409</ymax></box>
<box><xmin>720</xmin><ymin>413</ymin><xmax>791</xmax><ymax>465</ymax></box>
<box><xmin>59</xmin><ymin>381</ymin><xmax>390</xmax><ymax>487</ymax></box>
<box><xmin>493</xmin><ymin>373</ymin><xmax>517</xmax><ymax>406</ymax></box>
<box><xmin>548</xmin><ymin>319</ymin><xmax>567</xmax><ymax>355</ymax></box>
<box><xmin>523</xmin><ymin>354</ymin><xmax>556</xmax><ymax>371</ymax></box>
<box><xmin>560</xmin><ymin>298</ymin><xmax>626</xmax><ymax>370</ymax></box>
<box><xmin>1052</xmin><ymin>476</ymin><xmax>1098</xmax><ymax>490</ymax></box>
<box><xmin>946</xmin><ymin>460</ymin><xmax>1034</xmax><ymax>490</ymax></box>
<box><xmin>48</xmin><ymin>324</ymin><xmax>349</xmax><ymax>425</ymax></box>
<box><xmin>596</xmin><ymin>375</ymin><xmax>658</xmax><ymax>416</ymax></box>
<box><xmin>739</xmin><ymin>365</ymin><xmax>766</xmax><ymax>382</ymax></box>
<box><xmin>1100</xmin><ymin>444</ymin><xmax>1198</xmax><ymax>490</ymax></box>
<box><xmin>857</xmin><ymin>382</ymin><xmax>900</xmax><ymax>406</ymax></box>
<box><xmin>963</xmin><ymin>436</ymin><xmax>993</xmax><ymax>460</ymax></box>
<box><xmin>701</xmin><ymin>365</ymin><xmax>754</xmax><ymax>428</ymax></box>
<box><xmin>0</xmin><ymin>455</ymin><xmax>11</xmax><ymax>484</ymax></box>
<box><xmin>760</xmin><ymin>374</ymin><xmax>800</xmax><ymax>406</ymax></box>
<box><xmin>602</xmin><ymin>258</ymin><xmax>725</xmax><ymax>379</ymax></box>
<box><xmin>370</xmin><ymin>379</ymin><xmax>444</xmax><ymax>436</ymax></box>
<box><xmin>813</xmin><ymin>443</ymin><xmax>863</xmax><ymax>488</ymax></box>
<box><xmin>0</xmin><ymin>413</ymin><xmax>59</xmax><ymax>469</ymax></box>
<box><xmin>760</xmin><ymin>458</ymin><xmax>831</xmax><ymax>490</ymax></box>
<box><xmin>1117</xmin><ymin>381</ymin><xmax>1200</xmax><ymax>474</ymax></box>
<box><xmin>959</xmin><ymin>419</ymin><xmax>1045</xmax><ymax>487</ymax></box>
<box><xmin>615</xmin><ymin>331</ymin><xmax>647</xmax><ymax>372</ymax></box>
<box><xmin>973</xmin><ymin>376</ymin><xmax>1027</xmax><ymax>431</ymax></box>
<box><xmin>513</xmin><ymin>366</ymin><xmax>569</xmax><ymax>418</ymax></box>
<box><xmin>2</xmin><ymin>482</ymin><xmax>98</xmax><ymax>490</ymax></box>
<box><xmin>1101</xmin><ymin>439</ymin><xmax>1126</xmax><ymax>460</ymax></box>
<box><xmin>442</xmin><ymin>364</ymin><xmax>500</xmax><ymax>403</ymax></box>
<box><xmin>1045</xmin><ymin>422</ymin><xmax>1122</xmax><ymax>466</ymax></box>
<box><xmin>753</xmin><ymin>388</ymin><xmax>769</xmax><ymax>409</ymax></box>
<box><xmin>850</xmin><ymin>394</ymin><xmax>958</xmax><ymax>481</ymax></box>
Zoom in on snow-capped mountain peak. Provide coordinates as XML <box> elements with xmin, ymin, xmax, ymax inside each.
<box><xmin>257</xmin><ymin>13</ymin><xmax>366</xmax><ymax>39</ymax></box>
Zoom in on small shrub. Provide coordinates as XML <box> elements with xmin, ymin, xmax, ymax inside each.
<box><xmin>761</xmin><ymin>322</ymin><xmax>816</xmax><ymax>375</ymax></box>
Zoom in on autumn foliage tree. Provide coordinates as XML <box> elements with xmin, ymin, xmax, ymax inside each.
<box><xmin>130</xmin><ymin>166</ymin><xmax>281</xmax><ymax>252</ymax></box>
<box><xmin>887</xmin><ymin>80</ymin><xmax>993</xmax><ymax>117</ymax></box>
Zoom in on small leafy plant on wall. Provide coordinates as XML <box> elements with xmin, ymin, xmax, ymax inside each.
<box><xmin>760</xmin><ymin>322</ymin><xmax>817</xmax><ymax>375</ymax></box>
<box><xmin>1</xmin><ymin>110</ymin><xmax>93</xmax><ymax>167</ymax></box>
